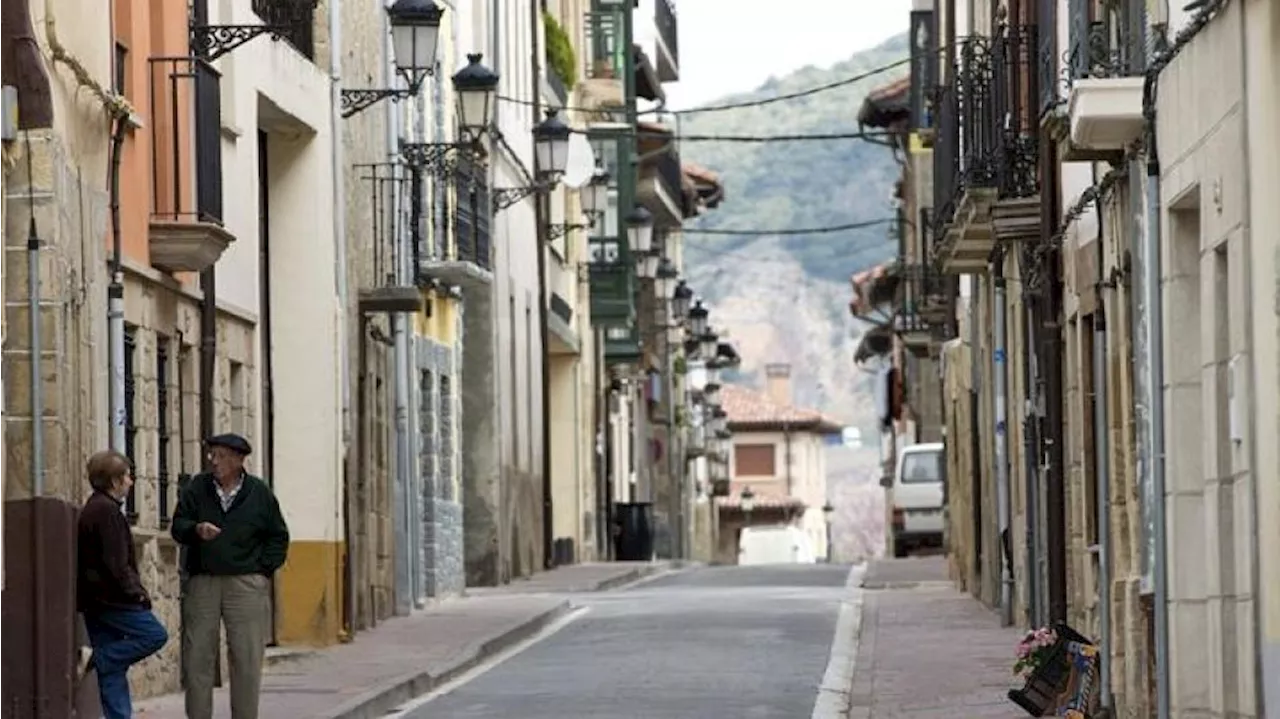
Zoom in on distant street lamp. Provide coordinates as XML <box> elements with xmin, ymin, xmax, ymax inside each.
<box><xmin>703</xmin><ymin>382</ymin><xmax>721</xmax><ymax>408</ymax></box>
<box><xmin>451</xmin><ymin>53</ymin><xmax>499</xmax><ymax>137</ymax></box>
<box><xmin>672</xmin><ymin>281</ymin><xmax>694</xmax><ymax>319</ymax></box>
<box><xmin>688</xmin><ymin>300</ymin><xmax>709</xmax><ymax>337</ymax></box>
<box><xmin>822</xmin><ymin>501</ymin><xmax>836</xmax><ymax>563</ymax></box>
<box><xmin>741</xmin><ymin>486</ymin><xmax>756</xmax><ymax>515</ymax></box>
<box><xmin>627</xmin><ymin>206</ymin><xmax>654</xmax><ymax>254</ymax></box>
<box><xmin>581</xmin><ymin>168</ymin><xmax>611</xmax><ymax>220</ymax></box>
<box><xmin>533</xmin><ymin>110</ymin><xmax>572</xmax><ymax>176</ymax></box>
<box><xmin>656</xmin><ymin>257</ymin><xmax>678</xmax><ymax>300</ymax></box>
<box><xmin>699</xmin><ymin>330</ymin><xmax>718</xmax><ymax>359</ymax></box>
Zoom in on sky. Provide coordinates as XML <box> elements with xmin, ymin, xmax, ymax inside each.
<box><xmin>662</xmin><ymin>0</ymin><xmax>913</xmax><ymax>111</ymax></box>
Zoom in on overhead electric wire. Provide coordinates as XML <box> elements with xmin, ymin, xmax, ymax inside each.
<box><xmin>494</xmin><ymin>55</ymin><xmax>909</xmax><ymax>117</ymax></box>
<box><xmin>681</xmin><ymin>218</ymin><xmax>896</xmax><ymax>236</ymax></box>
<box><xmin>563</xmin><ymin>127</ymin><xmax>897</xmax><ymax>143</ymax></box>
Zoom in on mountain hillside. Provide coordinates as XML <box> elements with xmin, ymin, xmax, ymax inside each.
<box><xmin>680</xmin><ymin>32</ymin><xmax>908</xmax><ymax>431</ymax></box>
<box><xmin>678</xmin><ymin>34</ymin><xmax>909</xmax><ymax>560</ymax></box>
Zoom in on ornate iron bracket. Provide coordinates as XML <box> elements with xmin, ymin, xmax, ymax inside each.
<box><xmin>492</xmin><ymin>185</ymin><xmax>539</xmax><ymax>211</ymax></box>
<box><xmin>546</xmin><ymin>222</ymin><xmax>590</xmax><ymax>241</ymax></box>
<box><xmin>342</xmin><ymin>88</ymin><xmax>413</xmax><ymax>118</ymax></box>
<box><xmin>190</xmin><ymin>0</ymin><xmax>317</xmax><ymax>62</ymax></box>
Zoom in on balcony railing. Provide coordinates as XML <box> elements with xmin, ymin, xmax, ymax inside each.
<box><xmin>148</xmin><ymin>57</ymin><xmax>223</xmax><ymax>224</ymax></box>
<box><xmin>584</xmin><ymin>10</ymin><xmax>625</xmax><ymax>80</ymax></box>
<box><xmin>990</xmin><ymin>24</ymin><xmax>1039</xmax><ymax>199</ymax></box>
<box><xmin>930</xmin><ymin>83</ymin><xmax>959</xmax><ymax>242</ymax></box>
<box><xmin>1067</xmin><ymin>0</ymin><xmax>1143</xmax><ymax>81</ymax></box>
<box><xmin>655</xmin><ymin>0</ymin><xmax>679</xmax><ymax>75</ymax></box>
<box><xmin>251</xmin><ymin>0</ymin><xmax>316</xmax><ymax>60</ymax></box>
<box><xmin>449</xmin><ymin>159</ymin><xmax>492</xmax><ymax>270</ymax></box>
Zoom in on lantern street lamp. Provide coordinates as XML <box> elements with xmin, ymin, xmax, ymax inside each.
<box><xmin>823</xmin><ymin>501</ymin><xmax>835</xmax><ymax>519</ymax></box>
<box><xmin>672</xmin><ymin>280</ymin><xmax>694</xmax><ymax>319</ymax></box>
<box><xmin>390</xmin><ymin>0</ymin><xmax>444</xmax><ymax>84</ymax></box>
<box><xmin>656</xmin><ymin>257</ymin><xmax>679</xmax><ymax>301</ymax></box>
<box><xmin>703</xmin><ymin>381</ymin><xmax>721</xmax><ymax>408</ymax></box>
<box><xmin>699</xmin><ymin>330</ymin><xmax>718</xmax><ymax>359</ymax></box>
<box><xmin>741</xmin><ymin>486</ymin><xmax>756</xmax><ymax>515</ymax></box>
<box><xmin>533</xmin><ymin>110</ymin><xmax>572</xmax><ymax>177</ymax></box>
<box><xmin>711</xmin><ymin>406</ymin><xmax>728</xmax><ymax>435</ymax></box>
<box><xmin>626</xmin><ymin>206</ymin><xmax>654</xmax><ymax>255</ymax></box>
<box><xmin>581</xmin><ymin>168</ymin><xmax>611</xmax><ymax>221</ymax></box>
<box><xmin>636</xmin><ymin>251</ymin><xmax>657</xmax><ymax>279</ymax></box>
<box><xmin>688</xmin><ymin>299</ymin><xmax>709</xmax><ymax>336</ymax></box>
<box><xmin>451</xmin><ymin>53</ymin><xmax>500</xmax><ymax>140</ymax></box>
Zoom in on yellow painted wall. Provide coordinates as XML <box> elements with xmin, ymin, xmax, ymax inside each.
<box><xmin>276</xmin><ymin>540</ymin><xmax>345</xmax><ymax>646</ymax></box>
<box><xmin>414</xmin><ymin>291</ymin><xmax>460</xmax><ymax>343</ymax></box>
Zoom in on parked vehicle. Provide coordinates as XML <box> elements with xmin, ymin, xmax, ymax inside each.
<box><xmin>889</xmin><ymin>442</ymin><xmax>946</xmax><ymax>557</ymax></box>
<box><xmin>738</xmin><ymin>525</ymin><xmax>816</xmax><ymax>565</ymax></box>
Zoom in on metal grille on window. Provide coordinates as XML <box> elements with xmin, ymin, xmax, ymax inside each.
<box><xmin>439</xmin><ymin>374</ymin><xmax>453</xmax><ymax>501</ymax></box>
<box><xmin>124</xmin><ymin>326</ymin><xmax>139</xmax><ymax>523</ymax></box>
<box><xmin>158</xmin><ymin>336</ymin><xmax>171</xmax><ymax>527</ymax></box>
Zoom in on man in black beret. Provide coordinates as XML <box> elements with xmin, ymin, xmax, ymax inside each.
<box><xmin>171</xmin><ymin>433</ymin><xmax>289</xmax><ymax>719</ymax></box>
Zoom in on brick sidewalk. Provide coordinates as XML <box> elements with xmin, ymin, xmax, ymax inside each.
<box><xmin>847</xmin><ymin>562</ymin><xmax>1024</xmax><ymax>718</ymax></box>
<box><xmin>135</xmin><ymin>562</ymin><xmax>662</xmax><ymax>719</ymax></box>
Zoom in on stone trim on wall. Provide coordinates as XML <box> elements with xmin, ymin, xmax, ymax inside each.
<box><xmin>415</xmin><ymin>335</ymin><xmax>464</xmax><ymax>598</ymax></box>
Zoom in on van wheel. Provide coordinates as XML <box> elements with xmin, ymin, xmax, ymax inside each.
<box><xmin>893</xmin><ymin>541</ymin><xmax>910</xmax><ymax>558</ymax></box>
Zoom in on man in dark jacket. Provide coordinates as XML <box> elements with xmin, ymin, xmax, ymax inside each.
<box><xmin>171</xmin><ymin>433</ymin><xmax>290</xmax><ymax>719</ymax></box>
<box><xmin>77</xmin><ymin>449</ymin><xmax>169</xmax><ymax>719</ymax></box>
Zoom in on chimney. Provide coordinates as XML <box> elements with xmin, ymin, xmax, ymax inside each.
<box><xmin>765</xmin><ymin>363</ymin><xmax>792</xmax><ymax>406</ymax></box>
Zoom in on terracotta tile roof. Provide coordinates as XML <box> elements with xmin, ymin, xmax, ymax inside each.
<box><xmin>720</xmin><ymin>384</ymin><xmax>843</xmax><ymax>433</ymax></box>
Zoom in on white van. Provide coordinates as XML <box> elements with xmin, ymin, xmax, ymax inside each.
<box><xmin>889</xmin><ymin>442</ymin><xmax>946</xmax><ymax>557</ymax></box>
<box><xmin>738</xmin><ymin>525</ymin><xmax>816</xmax><ymax>566</ymax></box>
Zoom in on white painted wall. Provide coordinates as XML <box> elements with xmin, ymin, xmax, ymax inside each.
<box><xmin>214</xmin><ymin>0</ymin><xmax>342</xmax><ymax>543</ymax></box>
<box><xmin>730</xmin><ymin>429</ymin><xmax>831</xmax><ymax>557</ymax></box>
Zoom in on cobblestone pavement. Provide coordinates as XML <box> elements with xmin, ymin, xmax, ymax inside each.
<box><xmin>134</xmin><ymin>562</ymin><xmax>660</xmax><ymax>719</ymax></box>
<box><xmin>847</xmin><ymin>559</ymin><xmax>1024</xmax><ymax>718</ymax></box>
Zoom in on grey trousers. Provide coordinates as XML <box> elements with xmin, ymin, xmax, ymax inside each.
<box><xmin>182</xmin><ymin>573</ymin><xmax>271</xmax><ymax>719</ymax></box>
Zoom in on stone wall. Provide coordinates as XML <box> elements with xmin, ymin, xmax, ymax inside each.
<box><xmin>415</xmin><ymin>334</ymin><xmax>465</xmax><ymax>598</ymax></box>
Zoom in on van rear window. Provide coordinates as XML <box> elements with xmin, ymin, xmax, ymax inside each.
<box><xmin>900</xmin><ymin>451</ymin><xmax>943</xmax><ymax>483</ymax></box>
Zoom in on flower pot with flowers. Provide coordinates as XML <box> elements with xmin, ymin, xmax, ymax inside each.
<box><xmin>1007</xmin><ymin>623</ymin><xmax>1099</xmax><ymax>717</ymax></box>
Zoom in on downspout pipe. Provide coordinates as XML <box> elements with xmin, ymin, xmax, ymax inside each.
<box><xmin>108</xmin><ymin>118</ymin><xmax>127</xmax><ymax>453</ymax></box>
<box><xmin>994</xmin><ymin>259</ymin><xmax>1012</xmax><ymax>627</ymax></box>
<box><xmin>532</xmin><ymin>0</ymin><xmax>555</xmax><ymax>570</ymax></box>
<box><xmin>386</xmin><ymin>10</ymin><xmax>412</xmax><ymax>616</ymax></box>
<box><xmin>328</xmin><ymin>0</ymin><xmax>354</xmax><ymax>638</ymax></box>
<box><xmin>1092</xmin><ymin>175</ymin><xmax>1112</xmax><ymax>710</ymax></box>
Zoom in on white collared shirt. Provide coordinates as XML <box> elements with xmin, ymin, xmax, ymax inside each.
<box><xmin>214</xmin><ymin>473</ymin><xmax>245</xmax><ymax>512</ymax></box>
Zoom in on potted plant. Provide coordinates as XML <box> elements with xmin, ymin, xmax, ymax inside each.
<box><xmin>1007</xmin><ymin>623</ymin><xmax>1099</xmax><ymax>717</ymax></box>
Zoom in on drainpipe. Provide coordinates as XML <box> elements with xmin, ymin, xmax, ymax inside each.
<box><xmin>1022</xmin><ymin>298</ymin><xmax>1040</xmax><ymax>627</ymax></box>
<box><xmin>531</xmin><ymin>0</ymin><xmax>555</xmax><ymax>570</ymax></box>
<box><xmin>108</xmin><ymin>117</ymin><xmax>127</xmax><ymax>453</ymax></box>
<box><xmin>1092</xmin><ymin>175</ymin><xmax>1112</xmax><ymax>710</ymax></box>
<box><xmin>994</xmin><ymin>260</ymin><xmax>1012</xmax><ymax>626</ymax></box>
<box><xmin>23</xmin><ymin>132</ymin><xmax>47</xmax><ymax>714</ymax></box>
<box><xmin>327</xmin><ymin>0</ymin><xmax>353</xmax><ymax>637</ymax></box>
<box><xmin>1140</xmin><ymin>82</ymin><xmax>1169</xmax><ymax>719</ymax></box>
<box><xmin>386</xmin><ymin>11</ymin><xmax>412</xmax><ymax>616</ymax></box>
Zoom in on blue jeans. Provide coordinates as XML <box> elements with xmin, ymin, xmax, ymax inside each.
<box><xmin>83</xmin><ymin>607</ymin><xmax>169</xmax><ymax>719</ymax></box>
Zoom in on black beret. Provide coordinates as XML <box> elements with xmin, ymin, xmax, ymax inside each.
<box><xmin>205</xmin><ymin>433</ymin><xmax>252</xmax><ymax>456</ymax></box>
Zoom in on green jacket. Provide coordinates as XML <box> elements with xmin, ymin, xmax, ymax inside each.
<box><xmin>171</xmin><ymin>472</ymin><xmax>290</xmax><ymax>577</ymax></box>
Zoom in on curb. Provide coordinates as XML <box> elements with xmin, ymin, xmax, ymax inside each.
<box><xmin>316</xmin><ymin>600</ymin><xmax>573</xmax><ymax>719</ymax></box>
<box><xmin>810</xmin><ymin>597</ymin><xmax>865</xmax><ymax>719</ymax></box>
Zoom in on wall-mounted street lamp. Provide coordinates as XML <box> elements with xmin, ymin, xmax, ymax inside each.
<box><xmin>688</xmin><ymin>299</ymin><xmax>708</xmax><ymax>336</ymax></box>
<box><xmin>703</xmin><ymin>381</ymin><xmax>721</xmax><ymax>408</ymax></box>
<box><xmin>656</xmin><ymin>257</ymin><xmax>678</xmax><ymax>300</ymax></box>
<box><xmin>627</xmin><ymin>206</ymin><xmax>654</xmax><ymax>255</ymax></box>
<box><xmin>546</xmin><ymin>168</ymin><xmax>611</xmax><ymax>241</ymax></box>
<box><xmin>190</xmin><ymin>0</ymin><xmax>317</xmax><ymax>61</ymax></box>
<box><xmin>698</xmin><ymin>330</ymin><xmax>718</xmax><ymax>359</ymax></box>
<box><xmin>493</xmin><ymin>110</ymin><xmax>576</xmax><ymax>211</ymax></box>
<box><xmin>741</xmin><ymin>486</ymin><xmax>756</xmax><ymax>516</ymax></box>
<box><xmin>341</xmin><ymin>0</ymin><xmax>446</xmax><ymax>118</ymax></box>
<box><xmin>672</xmin><ymin>280</ymin><xmax>694</xmax><ymax>319</ymax></box>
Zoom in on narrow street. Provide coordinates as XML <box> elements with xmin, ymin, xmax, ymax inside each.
<box><xmin>392</xmin><ymin>564</ymin><xmax>858</xmax><ymax>719</ymax></box>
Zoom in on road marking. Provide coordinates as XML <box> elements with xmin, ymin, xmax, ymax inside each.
<box><xmin>811</xmin><ymin>564</ymin><xmax>866</xmax><ymax>719</ymax></box>
<box><xmin>379</xmin><ymin>605</ymin><xmax>590</xmax><ymax>717</ymax></box>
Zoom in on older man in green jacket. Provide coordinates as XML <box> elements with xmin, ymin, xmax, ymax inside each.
<box><xmin>171</xmin><ymin>433</ymin><xmax>290</xmax><ymax>719</ymax></box>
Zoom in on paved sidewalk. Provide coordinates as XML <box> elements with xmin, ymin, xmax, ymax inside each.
<box><xmin>847</xmin><ymin>560</ymin><xmax>1024</xmax><ymax>718</ymax></box>
<box><xmin>135</xmin><ymin>562</ymin><xmax>664</xmax><ymax>719</ymax></box>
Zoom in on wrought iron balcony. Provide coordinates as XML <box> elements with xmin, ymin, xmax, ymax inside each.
<box><xmin>251</xmin><ymin>0</ymin><xmax>315</xmax><ymax>60</ymax></box>
<box><xmin>654</xmin><ymin>0</ymin><xmax>679</xmax><ymax>82</ymax></box>
<box><xmin>355</xmin><ymin>163</ymin><xmax>421</xmax><ymax>314</ymax></box>
<box><xmin>146</xmin><ymin>57</ymin><xmax>234</xmax><ymax>273</ymax></box>
<box><xmin>1059</xmin><ymin>0</ymin><xmax>1146</xmax><ymax>157</ymax></box>
<box><xmin>1067</xmin><ymin>1</ymin><xmax>1143</xmax><ymax>81</ymax></box>
<box><xmin>427</xmin><ymin>157</ymin><xmax>493</xmax><ymax>289</ymax></box>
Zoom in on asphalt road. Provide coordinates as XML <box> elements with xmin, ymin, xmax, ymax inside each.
<box><xmin>401</xmin><ymin>563</ymin><xmax>858</xmax><ymax>719</ymax></box>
